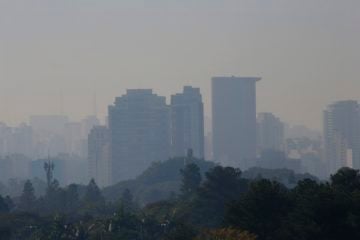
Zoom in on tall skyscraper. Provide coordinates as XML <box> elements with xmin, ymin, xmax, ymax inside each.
<box><xmin>257</xmin><ymin>112</ymin><xmax>285</xmax><ymax>154</ymax></box>
<box><xmin>324</xmin><ymin>100</ymin><xmax>360</xmax><ymax>173</ymax></box>
<box><xmin>88</xmin><ymin>126</ymin><xmax>111</xmax><ymax>187</ymax></box>
<box><xmin>171</xmin><ymin>86</ymin><xmax>204</xmax><ymax>158</ymax></box>
<box><xmin>108</xmin><ymin>89</ymin><xmax>170</xmax><ymax>184</ymax></box>
<box><xmin>212</xmin><ymin>76</ymin><xmax>260</xmax><ymax>169</ymax></box>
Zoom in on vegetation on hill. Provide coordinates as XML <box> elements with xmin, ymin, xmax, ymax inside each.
<box><xmin>0</xmin><ymin>157</ymin><xmax>359</xmax><ymax>239</ymax></box>
<box><xmin>102</xmin><ymin>157</ymin><xmax>215</xmax><ymax>205</ymax></box>
<box><xmin>103</xmin><ymin>158</ymin><xmax>318</xmax><ymax>205</ymax></box>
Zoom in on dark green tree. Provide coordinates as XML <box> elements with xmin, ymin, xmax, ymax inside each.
<box><xmin>0</xmin><ymin>195</ymin><xmax>9</xmax><ymax>214</ymax></box>
<box><xmin>284</xmin><ymin>178</ymin><xmax>360</xmax><ymax>240</ymax></box>
<box><xmin>64</xmin><ymin>184</ymin><xmax>80</xmax><ymax>214</ymax></box>
<box><xmin>180</xmin><ymin>163</ymin><xmax>202</xmax><ymax>198</ymax></box>
<box><xmin>84</xmin><ymin>179</ymin><xmax>104</xmax><ymax>204</ymax></box>
<box><xmin>120</xmin><ymin>188</ymin><xmax>136</xmax><ymax>213</ymax></box>
<box><xmin>83</xmin><ymin>179</ymin><xmax>105</xmax><ymax>212</ymax></box>
<box><xmin>179</xmin><ymin>166</ymin><xmax>248</xmax><ymax>228</ymax></box>
<box><xmin>111</xmin><ymin>207</ymin><xmax>141</xmax><ymax>240</ymax></box>
<box><xmin>3</xmin><ymin>196</ymin><xmax>14</xmax><ymax>212</ymax></box>
<box><xmin>226</xmin><ymin>179</ymin><xmax>291</xmax><ymax>240</ymax></box>
<box><xmin>18</xmin><ymin>180</ymin><xmax>37</xmax><ymax>212</ymax></box>
<box><xmin>44</xmin><ymin>179</ymin><xmax>65</xmax><ymax>214</ymax></box>
<box><xmin>162</xmin><ymin>222</ymin><xmax>197</xmax><ymax>240</ymax></box>
<box><xmin>331</xmin><ymin>167</ymin><xmax>360</xmax><ymax>192</ymax></box>
<box><xmin>200</xmin><ymin>166</ymin><xmax>247</xmax><ymax>201</ymax></box>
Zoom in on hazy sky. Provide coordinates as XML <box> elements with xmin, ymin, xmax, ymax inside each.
<box><xmin>0</xmin><ymin>0</ymin><xmax>359</xmax><ymax>130</ymax></box>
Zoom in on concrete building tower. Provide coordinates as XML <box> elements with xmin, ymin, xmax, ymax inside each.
<box><xmin>171</xmin><ymin>86</ymin><xmax>204</xmax><ymax>159</ymax></box>
<box><xmin>212</xmin><ymin>76</ymin><xmax>260</xmax><ymax>169</ymax></box>
<box><xmin>108</xmin><ymin>89</ymin><xmax>170</xmax><ymax>184</ymax></box>
<box><xmin>88</xmin><ymin>126</ymin><xmax>111</xmax><ymax>187</ymax></box>
<box><xmin>324</xmin><ymin>100</ymin><xmax>360</xmax><ymax>174</ymax></box>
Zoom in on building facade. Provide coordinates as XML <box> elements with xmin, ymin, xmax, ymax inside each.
<box><xmin>324</xmin><ymin>100</ymin><xmax>360</xmax><ymax>174</ymax></box>
<box><xmin>212</xmin><ymin>76</ymin><xmax>260</xmax><ymax>169</ymax></box>
<box><xmin>108</xmin><ymin>89</ymin><xmax>170</xmax><ymax>184</ymax></box>
<box><xmin>257</xmin><ymin>112</ymin><xmax>285</xmax><ymax>154</ymax></box>
<box><xmin>88</xmin><ymin>126</ymin><xmax>111</xmax><ymax>187</ymax></box>
<box><xmin>171</xmin><ymin>86</ymin><xmax>204</xmax><ymax>159</ymax></box>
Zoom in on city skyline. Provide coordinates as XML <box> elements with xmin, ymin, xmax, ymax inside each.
<box><xmin>1</xmin><ymin>0</ymin><xmax>359</xmax><ymax>129</ymax></box>
<box><xmin>0</xmin><ymin>1</ymin><xmax>359</xmax><ymax>238</ymax></box>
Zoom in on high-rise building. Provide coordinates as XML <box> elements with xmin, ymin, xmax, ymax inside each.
<box><xmin>324</xmin><ymin>100</ymin><xmax>360</xmax><ymax>173</ymax></box>
<box><xmin>257</xmin><ymin>112</ymin><xmax>285</xmax><ymax>154</ymax></box>
<box><xmin>108</xmin><ymin>89</ymin><xmax>170</xmax><ymax>183</ymax></box>
<box><xmin>82</xmin><ymin>115</ymin><xmax>100</xmax><ymax>139</ymax></box>
<box><xmin>171</xmin><ymin>86</ymin><xmax>204</xmax><ymax>158</ymax></box>
<box><xmin>88</xmin><ymin>126</ymin><xmax>111</xmax><ymax>187</ymax></box>
<box><xmin>212</xmin><ymin>76</ymin><xmax>260</xmax><ymax>169</ymax></box>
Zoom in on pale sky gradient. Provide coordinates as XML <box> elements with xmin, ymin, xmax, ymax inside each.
<box><xmin>0</xmin><ymin>0</ymin><xmax>359</xmax><ymax>130</ymax></box>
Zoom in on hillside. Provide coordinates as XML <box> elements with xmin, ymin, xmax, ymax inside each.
<box><xmin>102</xmin><ymin>157</ymin><xmax>216</xmax><ymax>205</ymax></box>
<box><xmin>103</xmin><ymin>158</ymin><xmax>319</xmax><ymax>205</ymax></box>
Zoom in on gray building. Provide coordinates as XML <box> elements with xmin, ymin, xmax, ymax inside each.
<box><xmin>324</xmin><ymin>100</ymin><xmax>360</xmax><ymax>174</ymax></box>
<box><xmin>88</xmin><ymin>126</ymin><xmax>111</xmax><ymax>187</ymax></box>
<box><xmin>257</xmin><ymin>112</ymin><xmax>285</xmax><ymax>154</ymax></box>
<box><xmin>108</xmin><ymin>89</ymin><xmax>170</xmax><ymax>183</ymax></box>
<box><xmin>171</xmin><ymin>86</ymin><xmax>204</xmax><ymax>159</ymax></box>
<box><xmin>212</xmin><ymin>76</ymin><xmax>260</xmax><ymax>169</ymax></box>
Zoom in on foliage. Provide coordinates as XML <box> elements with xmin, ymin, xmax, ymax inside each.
<box><xmin>0</xmin><ymin>162</ymin><xmax>360</xmax><ymax>240</ymax></box>
<box><xmin>119</xmin><ymin>188</ymin><xmax>137</xmax><ymax>213</ymax></box>
<box><xmin>189</xmin><ymin>166</ymin><xmax>248</xmax><ymax>227</ymax></box>
<box><xmin>103</xmin><ymin>157</ymin><xmax>215</xmax><ymax>205</ymax></box>
<box><xmin>226</xmin><ymin>180</ymin><xmax>291</xmax><ymax>239</ymax></box>
<box><xmin>330</xmin><ymin>167</ymin><xmax>360</xmax><ymax>192</ymax></box>
<box><xmin>81</xmin><ymin>179</ymin><xmax>105</xmax><ymax>215</ymax></box>
<box><xmin>0</xmin><ymin>195</ymin><xmax>9</xmax><ymax>214</ymax></box>
<box><xmin>18</xmin><ymin>180</ymin><xmax>37</xmax><ymax>212</ymax></box>
<box><xmin>180</xmin><ymin>163</ymin><xmax>202</xmax><ymax>198</ymax></box>
<box><xmin>242</xmin><ymin>167</ymin><xmax>318</xmax><ymax>188</ymax></box>
<box><xmin>194</xmin><ymin>228</ymin><xmax>257</xmax><ymax>240</ymax></box>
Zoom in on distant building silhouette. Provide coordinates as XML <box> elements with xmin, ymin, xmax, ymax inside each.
<box><xmin>212</xmin><ymin>76</ymin><xmax>260</xmax><ymax>169</ymax></box>
<box><xmin>256</xmin><ymin>150</ymin><xmax>302</xmax><ymax>174</ymax></box>
<box><xmin>171</xmin><ymin>86</ymin><xmax>204</xmax><ymax>159</ymax></box>
<box><xmin>0</xmin><ymin>123</ymin><xmax>33</xmax><ymax>158</ymax></box>
<box><xmin>30</xmin><ymin>115</ymin><xmax>68</xmax><ymax>158</ymax></box>
<box><xmin>108</xmin><ymin>89</ymin><xmax>171</xmax><ymax>183</ymax></box>
<box><xmin>88</xmin><ymin>126</ymin><xmax>111</xmax><ymax>187</ymax></box>
<box><xmin>64</xmin><ymin>122</ymin><xmax>83</xmax><ymax>157</ymax></box>
<box><xmin>324</xmin><ymin>100</ymin><xmax>360</xmax><ymax>173</ymax></box>
<box><xmin>257</xmin><ymin>112</ymin><xmax>285</xmax><ymax>154</ymax></box>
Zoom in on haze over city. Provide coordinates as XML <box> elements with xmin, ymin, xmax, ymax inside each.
<box><xmin>1</xmin><ymin>1</ymin><xmax>360</xmax><ymax>239</ymax></box>
<box><xmin>1</xmin><ymin>0</ymin><xmax>359</xmax><ymax>129</ymax></box>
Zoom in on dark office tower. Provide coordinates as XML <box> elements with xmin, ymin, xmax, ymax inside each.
<box><xmin>88</xmin><ymin>126</ymin><xmax>111</xmax><ymax>187</ymax></box>
<box><xmin>212</xmin><ymin>76</ymin><xmax>261</xmax><ymax>169</ymax></box>
<box><xmin>171</xmin><ymin>86</ymin><xmax>204</xmax><ymax>159</ymax></box>
<box><xmin>108</xmin><ymin>90</ymin><xmax>170</xmax><ymax>184</ymax></box>
<box><xmin>324</xmin><ymin>100</ymin><xmax>360</xmax><ymax>174</ymax></box>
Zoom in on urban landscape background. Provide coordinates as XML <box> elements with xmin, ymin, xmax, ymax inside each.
<box><xmin>0</xmin><ymin>1</ymin><xmax>359</xmax><ymax>239</ymax></box>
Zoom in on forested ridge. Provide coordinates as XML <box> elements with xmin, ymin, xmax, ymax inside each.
<box><xmin>0</xmin><ymin>158</ymin><xmax>359</xmax><ymax>240</ymax></box>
